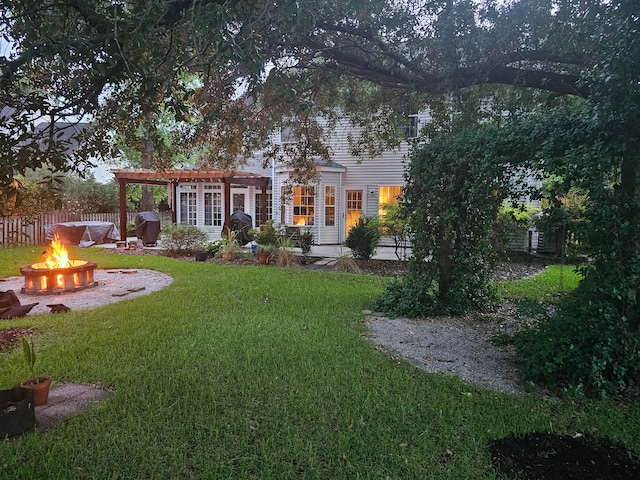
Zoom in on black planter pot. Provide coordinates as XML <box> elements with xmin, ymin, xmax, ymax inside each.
<box><xmin>0</xmin><ymin>388</ymin><xmax>35</xmax><ymax>438</ymax></box>
<box><xmin>194</xmin><ymin>251</ymin><xmax>208</xmax><ymax>262</ymax></box>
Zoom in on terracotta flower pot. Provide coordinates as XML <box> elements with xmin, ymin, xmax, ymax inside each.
<box><xmin>20</xmin><ymin>375</ymin><xmax>52</xmax><ymax>406</ymax></box>
<box><xmin>258</xmin><ymin>252</ymin><xmax>270</xmax><ymax>264</ymax></box>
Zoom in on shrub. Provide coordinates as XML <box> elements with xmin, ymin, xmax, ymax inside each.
<box><xmin>515</xmin><ymin>277</ymin><xmax>640</xmax><ymax>397</ymax></box>
<box><xmin>160</xmin><ymin>223</ymin><xmax>209</xmax><ymax>254</ymax></box>
<box><xmin>333</xmin><ymin>254</ymin><xmax>360</xmax><ymax>273</ymax></box>
<box><xmin>345</xmin><ymin>216</ymin><xmax>380</xmax><ymax>261</ymax></box>
<box><xmin>256</xmin><ymin>220</ymin><xmax>279</xmax><ymax>246</ymax></box>
<box><xmin>371</xmin><ymin>274</ymin><xmax>439</xmax><ymax>317</ymax></box>
<box><xmin>299</xmin><ymin>230</ymin><xmax>313</xmax><ymax>256</ymax></box>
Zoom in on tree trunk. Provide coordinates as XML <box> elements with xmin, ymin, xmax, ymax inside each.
<box><xmin>140</xmin><ymin>137</ymin><xmax>155</xmax><ymax>212</ymax></box>
<box><xmin>437</xmin><ymin>226</ymin><xmax>453</xmax><ymax>299</ymax></box>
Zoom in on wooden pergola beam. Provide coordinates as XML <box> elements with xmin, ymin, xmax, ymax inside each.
<box><xmin>112</xmin><ymin>169</ymin><xmax>271</xmax><ymax>241</ymax></box>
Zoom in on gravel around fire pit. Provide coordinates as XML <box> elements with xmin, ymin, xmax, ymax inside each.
<box><xmin>0</xmin><ymin>269</ymin><xmax>172</xmax><ymax>316</ymax></box>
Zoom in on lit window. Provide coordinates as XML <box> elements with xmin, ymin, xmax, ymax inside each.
<box><xmin>325</xmin><ymin>186</ymin><xmax>335</xmax><ymax>226</ymax></box>
<box><xmin>379</xmin><ymin>186</ymin><xmax>403</xmax><ymax>216</ymax></box>
<box><xmin>293</xmin><ymin>186</ymin><xmax>315</xmax><ymax>226</ymax></box>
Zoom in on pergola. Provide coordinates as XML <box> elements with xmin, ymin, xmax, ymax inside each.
<box><xmin>111</xmin><ymin>169</ymin><xmax>271</xmax><ymax>240</ymax></box>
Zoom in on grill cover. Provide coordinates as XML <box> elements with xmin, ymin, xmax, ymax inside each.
<box><xmin>135</xmin><ymin>212</ymin><xmax>161</xmax><ymax>246</ymax></box>
<box><xmin>45</xmin><ymin>221</ymin><xmax>120</xmax><ymax>245</ymax></box>
<box><xmin>230</xmin><ymin>210</ymin><xmax>254</xmax><ymax>246</ymax></box>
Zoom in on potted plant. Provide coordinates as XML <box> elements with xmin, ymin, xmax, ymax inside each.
<box><xmin>0</xmin><ymin>386</ymin><xmax>36</xmax><ymax>438</ymax></box>
<box><xmin>220</xmin><ymin>229</ymin><xmax>240</xmax><ymax>261</ymax></box>
<box><xmin>299</xmin><ymin>230</ymin><xmax>314</xmax><ymax>264</ymax></box>
<box><xmin>254</xmin><ymin>220</ymin><xmax>279</xmax><ymax>264</ymax></box>
<box><xmin>257</xmin><ymin>243</ymin><xmax>277</xmax><ymax>264</ymax></box>
<box><xmin>20</xmin><ymin>336</ymin><xmax>52</xmax><ymax>406</ymax></box>
<box><xmin>192</xmin><ymin>242</ymin><xmax>209</xmax><ymax>262</ymax></box>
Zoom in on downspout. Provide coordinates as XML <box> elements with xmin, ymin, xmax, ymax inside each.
<box><xmin>271</xmin><ymin>158</ymin><xmax>276</xmax><ymax>222</ymax></box>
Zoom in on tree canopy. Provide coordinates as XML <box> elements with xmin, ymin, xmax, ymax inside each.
<box><xmin>0</xmin><ymin>0</ymin><xmax>623</xmax><ymax>193</ymax></box>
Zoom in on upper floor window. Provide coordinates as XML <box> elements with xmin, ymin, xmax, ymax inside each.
<box><xmin>399</xmin><ymin>116</ymin><xmax>418</xmax><ymax>138</ymax></box>
<box><xmin>280</xmin><ymin>126</ymin><xmax>299</xmax><ymax>143</ymax></box>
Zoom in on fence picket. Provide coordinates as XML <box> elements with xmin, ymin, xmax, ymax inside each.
<box><xmin>0</xmin><ymin>212</ymin><xmax>142</xmax><ymax>247</ymax></box>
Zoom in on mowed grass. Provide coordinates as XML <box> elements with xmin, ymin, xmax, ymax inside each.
<box><xmin>496</xmin><ymin>264</ymin><xmax>583</xmax><ymax>302</ymax></box>
<box><xmin>1</xmin><ymin>247</ymin><xmax>638</xmax><ymax>479</ymax></box>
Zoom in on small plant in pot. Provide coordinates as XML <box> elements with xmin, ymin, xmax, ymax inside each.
<box><xmin>220</xmin><ymin>229</ymin><xmax>240</xmax><ymax>261</ymax></box>
<box><xmin>257</xmin><ymin>243</ymin><xmax>277</xmax><ymax>264</ymax></box>
<box><xmin>192</xmin><ymin>242</ymin><xmax>209</xmax><ymax>262</ymax></box>
<box><xmin>20</xmin><ymin>336</ymin><xmax>52</xmax><ymax>406</ymax></box>
<box><xmin>299</xmin><ymin>230</ymin><xmax>314</xmax><ymax>264</ymax></box>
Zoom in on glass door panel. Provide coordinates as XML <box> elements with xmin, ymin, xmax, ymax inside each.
<box><xmin>345</xmin><ymin>190</ymin><xmax>362</xmax><ymax>234</ymax></box>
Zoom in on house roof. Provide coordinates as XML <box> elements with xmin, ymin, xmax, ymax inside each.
<box><xmin>111</xmin><ymin>168</ymin><xmax>271</xmax><ymax>187</ymax></box>
<box><xmin>33</xmin><ymin>122</ymin><xmax>90</xmax><ymax>155</ymax></box>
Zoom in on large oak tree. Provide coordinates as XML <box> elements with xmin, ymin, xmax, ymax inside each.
<box><xmin>1</xmin><ymin>1</ymin><xmax>605</xmax><ymax>189</ymax></box>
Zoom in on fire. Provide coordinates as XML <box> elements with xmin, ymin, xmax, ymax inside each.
<box><xmin>44</xmin><ymin>234</ymin><xmax>71</xmax><ymax>269</ymax></box>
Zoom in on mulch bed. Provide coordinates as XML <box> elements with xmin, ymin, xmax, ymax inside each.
<box><xmin>0</xmin><ymin>326</ymin><xmax>37</xmax><ymax>352</ymax></box>
<box><xmin>490</xmin><ymin>432</ymin><xmax>640</xmax><ymax>480</ymax></box>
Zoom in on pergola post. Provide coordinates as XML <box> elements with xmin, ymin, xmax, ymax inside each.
<box><xmin>223</xmin><ymin>177</ymin><xmax>231</xmax><ymax>232</ymax></box>
<box><xmin>118</xmin><ymin>179</ymin><xmax>128</xmax><ymax>241</ymax></box>
<box><xmin>260</xmin><ymin>181</ymin><xmax>268</xmax><ymax>226</ymax></box>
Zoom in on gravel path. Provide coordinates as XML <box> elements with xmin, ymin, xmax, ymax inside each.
<box><xmin>365</xmin><ymin>309</ymin><xmax>528</xmax><ymax>395</ymax></box>
<box><xmin>364</xmin><ymin>262</ymin><xmax>551</xmax><ymax>396</ymax></box>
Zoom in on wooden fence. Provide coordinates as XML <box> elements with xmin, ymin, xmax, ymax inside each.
<box><xmin>0</xmin><ymin>211</ymin><xmax>143</xmax><ymax>247</ymax></box>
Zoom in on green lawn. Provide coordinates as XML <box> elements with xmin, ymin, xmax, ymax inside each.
<box><xmin>1</xmin><ymin>248</ymin><xmax>638</xmax><ymax>479</ymax></box>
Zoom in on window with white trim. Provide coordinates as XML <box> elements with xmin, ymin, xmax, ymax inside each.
<box><xmin>379</xmin><ymin>186</ymin><xmax>403</xmax><ymax>215</ymax></box>
<box><xmin>293</xmin><ymin>186</ymin><xmax>315</xmax><ymax>226</ymax></box>
<box><xmin>204</xmin><ymin>185</ymin><xmax>222</xmax><ymax>226</ymax></box>
<box><xmin>254</xmin><ymin>192</ymin><xmax>273</xmax><ymax>226</ymax></box>
<box><xmin>399</xmin><ymin>116</ymin><xmax>418</xmax><ymax>138</ymax></box>
<box><xmin>325</xmin><ymin>186</ymin><xmax>336</xmax><ymax>226</ymax></box>
<box><xmin>179</xmin><ymin>185</ymin><xmax>197</xmax><ymax>225</ymax></box>
<box><xmin>280</xmin><ymin>126</ymin><xmax>299</xmax><ymax>143</ymax></box>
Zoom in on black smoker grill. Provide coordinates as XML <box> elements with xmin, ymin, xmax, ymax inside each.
<box><xmin>135</xmin><ymin>212</ymin><xmax>161</xmax><ymax>246</ymax></box>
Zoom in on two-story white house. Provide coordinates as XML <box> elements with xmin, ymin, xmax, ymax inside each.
<box><xmin>112</xmin><ymin>114</ymin><xmax>427</xmax><ymax>245</ymax></box>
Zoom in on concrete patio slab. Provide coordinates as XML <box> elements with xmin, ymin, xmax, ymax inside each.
<box><xmin>35</xmin><ymin>382</ymin><xmax>113</xmax><ymax>432</ymax></box>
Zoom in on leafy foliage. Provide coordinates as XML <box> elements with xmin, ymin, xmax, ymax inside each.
<box><xmin>515</xmin><ymin>283</ymin><xmax>640</xmax><ymax>397</ymax></box>
<box><xmin>299</xmin><ymin>230</ymin><xmax>314</xmax><ymax>256</ymax></box>
<box><xmin>57</xmin><ymin>176</ymin><xmax>120</xmax><ymax>214</ymax></box>
<box><xmin>159</xmin><ymin>223</ymin><xmax>209</xmax><ymax>255</ymax></box>
<box><xmin>0</xmin><ymin>0</ymin><xmax>610</xmax><ymax>197</ymax></box>
<box><xmin>345</xmin><ymin>216</ymin><xmax>380</xmax><ymax>261</ymax></box>
<box><xmin>377</xmin><ymin>124</ymin><xmax>528</xmax><ymax>316</ymax></box>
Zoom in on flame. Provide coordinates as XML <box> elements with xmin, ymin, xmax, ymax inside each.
<box><xmin>44</xmin><ymin>234</ymin><xmax>71</xmax><ymax>269</ymax></box>
<box><xmin>295</xmin><ymin>218</ymin><xmax>306</xmax><ymax>226</ymax></box>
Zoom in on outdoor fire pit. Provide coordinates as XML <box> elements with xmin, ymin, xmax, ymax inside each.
<box><xmin>19</xmin><ymin>234</ymin><xmax>98</xmax><ymax>295</ymax></box>
<box><xmin>20</xmin><ymin>260</ymin><xmax>97</xmax><ymax>295</ymax></box>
